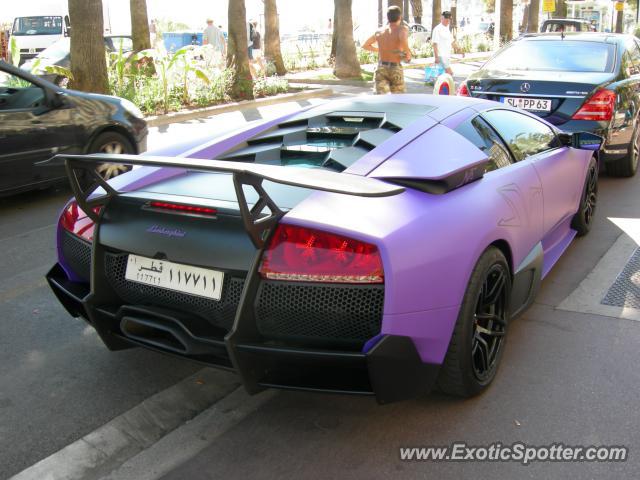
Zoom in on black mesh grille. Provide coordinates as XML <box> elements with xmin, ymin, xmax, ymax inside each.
<box><xmin>61</xmin><ymin>231</ymin><xmax>91</xmax><ymax>281</ymax></box>
<box><xmin>104</xmin><ymin>252</ymin><xmax>245</xmax><ymax>331</ymax></box>
<box><xmin>255</xmin><ymin>281</ymin><xmax>384</xmax><ymax>345</ymax></box>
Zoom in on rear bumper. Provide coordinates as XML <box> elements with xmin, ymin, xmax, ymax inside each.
<box><xmin>46</xmin><ymin>263</ymin><xmax>440</xmax><ymax>404</ymax></box>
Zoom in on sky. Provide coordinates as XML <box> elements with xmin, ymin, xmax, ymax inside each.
<box><xmin>0</xmin><ymin>0</ymin><xmax>384</xmax><ymax>35</ymax></box>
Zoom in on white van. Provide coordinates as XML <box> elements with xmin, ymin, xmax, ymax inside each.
<box><xmin>11</xmin><ymin>15</ymin><xmax>71</xmax><ymax>64</ymax></box>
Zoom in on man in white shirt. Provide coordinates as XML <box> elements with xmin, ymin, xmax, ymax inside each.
<box><xmin>431</xmin><ymin>11</ymin><xmax>453</xmax><ymax>75</ymax></box>
<box><xmin>203</xmin><ymin>19</ymin><xmax>226</xmax><ymax>65</ymax></box>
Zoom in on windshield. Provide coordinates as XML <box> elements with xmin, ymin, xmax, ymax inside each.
<box><xmin>39</xmin><ymin>37</ymin><xmax>70</xmax><ymax>60</ymax></box>
<box><xmin>12</xmin><ymin>16</ymin><xmax>63</xmax><ymax>36</ymax></box>
<box><xmin>484</xmin><ymin>40</ymin><xmax>616</xmax><ymax>73</ymax></box>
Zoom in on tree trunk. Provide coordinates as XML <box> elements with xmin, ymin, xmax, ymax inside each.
<box><xmin>553</xmin><ymin>0</ymin><xmax>567</xmax><ymax>18</ymax></box>
<box><xmin>334</xmin><ymin>0</ymin><xmax>361</xmax><ymax>78</ymax></box>
<box><xmin>500</xmin><ymin>0</ymin><xmax>513</xmax><ymax>42</ymax></box>
<box><xmin>226</xmin><ymin>0</ymin><xmax>253</xmax><ymax>99</ymax></box>
<box><xmin>403</xmin><ymin>0</ymin><xmax>410</xmax><ymax>22</ymax></box>
<box><xmin>331</xmin><ymin>1</ymin><xmax>339</xmax><ymax>60</ymax></box>
<box><xmin>527</xmin><ymin>0</ymin><xmax>539</xmax><ymax>33</ymax></box>
<box><xmin>264</xmin><ymin>0</ymin><xmax>286</xmax><ymax>76</ymax></box>
<box><xmin>378</xmin><ymin>0</ymin><xmax>383</xmax><ymax>27</ymax></box>
<box><xmin>410</xmin><ymin>0</ymin><xmax>423</xmax><ymax>24</ymax></box>
<box><xmin>68</xmin><ymin>0</ymin><xmax>108</xmax><ymax>94</ymax></box>
<box><xmin>130</xmin><ymin>0</ymin><xmax>151</xmax><ymax>52</ymax></box>
<box><xmin>615</xmin><ymin>7</ymin><xmax>624</xmax><ymax>33</ymax></box>
<box><xmin>388</xmin><ymin>0</ymin><xmax>403</xmax><ymax>8</ymax></box>
<box><xmin>432</xmin><ymin>0</ymin><xmax>441</xmax><ymax>30</ymax></box>
<box><xmin>520</xmin><ymin>4</ymin><xmax>529</xmax><ymax>33</ymax></box>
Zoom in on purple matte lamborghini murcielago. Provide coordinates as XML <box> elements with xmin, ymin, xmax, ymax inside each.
<box><xmin>46</xmin><ymin>95</ymin><xmax>602</xmax><ymax>403</ymax></box>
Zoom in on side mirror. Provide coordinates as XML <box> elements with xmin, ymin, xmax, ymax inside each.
<box><xmin>559</xmin><ymin>131</ymin><xmax>603</xmax><ymax>151</ymax></box>
<box><xmin>572</xmin><ymin>132</ymin><xmax>603</xmax><ymax>151</ymax></box>
<box><xmin>64</xmin><ymin>16</ymin><xmax>71</xmax><ymax>37</ymax></box>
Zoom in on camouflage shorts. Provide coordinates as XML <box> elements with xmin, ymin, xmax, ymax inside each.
<box><xmin>374</xmin><ymin>65</ymin><xmax>406</xmax><ymax>94</ymax></box>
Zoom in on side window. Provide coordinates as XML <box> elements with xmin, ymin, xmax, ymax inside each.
<box><xmin>455</xmin><ymin>116</ymin><xmax>513</xmax><ymax>173</ymax></box>
<box><xmin>482</xmin><ymin>109</ymin><xmax>561</xmax><ymax>162</ymax></box>
<box><xmin>625</xmin><ymin>39</ymin><xmax>640</xmax><ymax>76</ymax></box>
<box><xmin>0</xmin><ymin>71</ymin><xmax>45</xmax><ymax>111</ymax></box>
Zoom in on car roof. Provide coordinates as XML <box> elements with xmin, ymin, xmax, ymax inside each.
<box><xmin>542</xmin><ymin>18</ymin><xmax>591</xmax><ymax>24</ymax></box>
<box><xmin>518</xmin><ymin>32</ymin><xmax>629</xmax><ymax>44</ymax></box>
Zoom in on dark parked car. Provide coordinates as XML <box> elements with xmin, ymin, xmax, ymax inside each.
<box><xmin>21</xmin><ymin>35</ymin><xmax>133</xmax><ymax>85</ymax></box>
<box><xmin>540</xmin><ymin>18</ymin><xmax>595</xmax><ymax>33</ymax></box>
<box><xmin>0</xmin><ymin>60</ymin><xmax>147</xmax><ymax>196</ymax></box>
<box><xmin>458</xmin><ymin>33</ymin><xmax>640</xmax><ymax>176</ymax></box>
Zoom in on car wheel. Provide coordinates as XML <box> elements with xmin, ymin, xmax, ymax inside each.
<box><xmin>88</xmin><ymin>131</ymin><xmax>135</xmax><ymax>180</ymax></box>
<box><xmin>437</xmin><ymin>246</ymin><xmax>511</xmax><ymax>397</ymax></box>
<box><xmin>571</xmin><ymin>156</ymin><xmax>598</xmax><ymax>237</ymax></box>
<box><xmin>608</xmin><ymin>128</ymin><xmax>639</xmax><ymax>177</ymax></box>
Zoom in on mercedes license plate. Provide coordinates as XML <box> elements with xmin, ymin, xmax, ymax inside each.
<box><xmin>501</xmin><ymin>97</ymin><xmax>552</xmax><ymax>112</ymax></box>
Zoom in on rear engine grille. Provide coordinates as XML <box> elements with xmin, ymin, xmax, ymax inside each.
<box><xmin>104</xmin><ymin>252</ymin><xmax>244</xmax><ymax>331</ymax></box>
<box><xmin>61</xmin><ymin>230</ymin><xmax>91</xmax><ymax>281</ymax></box>
<box><xmin>255</xmin><ymin>281</ymin><xmax>384</xmax><ymax>346</ymax></box>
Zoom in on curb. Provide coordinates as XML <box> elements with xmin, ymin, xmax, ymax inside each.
<box><xmin>9</xmin><ymin>369</ymin><xmax>240</xmax><ymax>480</ymax></box>
<box><xmin>286</xmin><ymin>53</ymin><xmax>494</xmax><ymax>86</ymax></box>
<box><xmin>101</xmin><ymin>388</ymin><xmax>277</xmax><ymax>480</ymax></box>
<box><xmin>287</xmin><ymin>78</ymin><xmax>372</xmax><ymax>86</ymax></box>
<box><xmin>145</xmin><ymin>87</ymin><xmax>334</xmax><ymax>127</ymax></box>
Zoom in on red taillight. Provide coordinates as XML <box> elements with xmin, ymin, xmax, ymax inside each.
<box><xmin>148</xmin><ymin>201</ymin><xmax>218</xmax><ymax>216</ymax></box>
<box><xmin>259</xmin><ymin>225</ymin><xmax>384</xmax><ymax>284</ymax></box>
<box><xmin>457</xmin><ymin>82</ymin><xmax>470</xmax><ymax>97</ymax></box>
<box><xmin>60</xmin><ymin>201</ymin><xmax>98</xmax><ymax>242</ymax></box>
<box><xmin>572</xmin><ymin>89</ymin><xmax>616</xmax><ymax>121</ymax></box>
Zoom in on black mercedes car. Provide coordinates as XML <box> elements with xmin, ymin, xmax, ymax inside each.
<box><xmin>458</xmin><ymin>33</ymin><xmax>640</xmax><ymax>176</ymax></box>
<box><xmin>0</xmin><ymin>60</ymin><xmax>147</xmax><ymax>196</ymax></box>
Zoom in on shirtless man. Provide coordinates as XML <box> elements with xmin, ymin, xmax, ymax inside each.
<box><xmin>362</xmin><ymin>6</ymin><xmax>411</xmax><ymax>94</ymax></box>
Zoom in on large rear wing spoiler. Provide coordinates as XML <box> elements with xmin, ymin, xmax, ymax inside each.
<box><xmin>53</xmin><ymin>153</ymin><xmax>404</xmax><ymax>248</ymax></box>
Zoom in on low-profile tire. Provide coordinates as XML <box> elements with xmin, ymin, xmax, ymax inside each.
<box><xmin>571</xmin><ymin>156</ymin><xmax>598</xmax><ymax>236</ymax></box>
<box><xmin>88</xmin><ymin>131</ymin><xmax>135</xmax><ymax>181</ymax></box>
<box><xmin>607</xmin><ymin>128</ymin><xmax>639</xmax><ymax>177</ymax></box>
<box><xmin>437</xmin><ymin>246</ymin><xmax>511</xmax><ymax>398</ymax></box>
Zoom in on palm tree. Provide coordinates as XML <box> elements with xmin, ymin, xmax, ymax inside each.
<box><xmin>264</xmin><ymin>0</ymin><xmax>286</xmax><ymax>76</ymax></box>
<box><xmin>410</xmin><ymin>0</ymin><xmax>423</xmax><ymax>24</ymax></box>
<box><xmin>500</xmin><ymin>0</ymin><xmax>513</xmax><ymax>42</ymax></box>
<box><xmin>553</xmin><ymin>0</ymin><xmax>567</xmax><ymax>19</ymax></box>
<box><xmin>527</xmin><ymin>0</ymin><xmax>540</xmax><ymax>33</ymax></box>
<box><xmin>432</xmin><ymin>0</ymin><xmax>441</xmax><ymax>30</ymax></box>
<box><xmin>68</xmin><ymin>0</ymin><xmax>108</xmax><ymax>93</ymax></box>
<box><xmin>333</xmin><ymin>0</ymin><xmax>361</xmax><ymax>79</ymax></box>
<box><xmin>130</xmin><ymin>0</ymin><xmax>151</xmax><ymax>51</ymax></box>
<box><xmin>226</xmin><ymin>0</ymin><xmax>253</xmax><ymax>99</ymax></box>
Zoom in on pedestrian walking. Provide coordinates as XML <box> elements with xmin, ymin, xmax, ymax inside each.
<box><xmin>362</xmin><ymin>6</ymin><xmax>411</xmax><ymax>94</ymax></box>
<box><xmin>250</xmin><ymin>20</ymin><xmax>265</xmax><ymax>76</ymax></box>
<box><xmin>203</xmin><ymin>18</ymin><xmax>226</xmax><ymax>66</ymax></box>
<box><xmin>431</xmin><ymin>11</ymin><xmax>454</xmax><ymax>76</ymax></box>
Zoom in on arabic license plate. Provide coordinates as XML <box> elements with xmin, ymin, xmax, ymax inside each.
<box><xmin>125</xmin><ymin>254</ymin><xmax>224</xmax><ymax>300</ymax></box>
<box><xmin>502</xmin><ymin>97</ymin><xmax>552</xmax><ymax>112</ymax></box>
